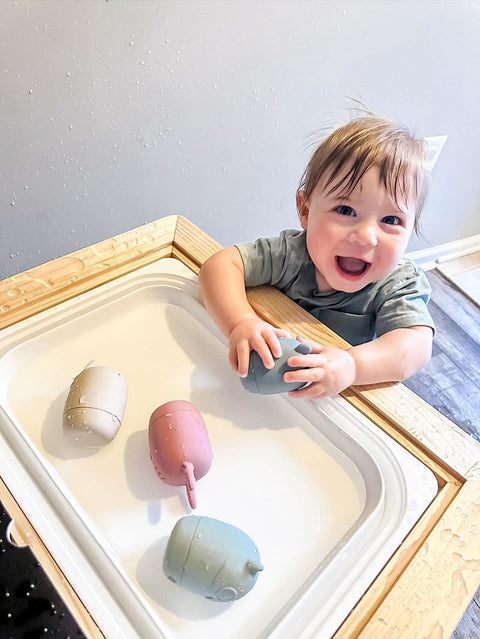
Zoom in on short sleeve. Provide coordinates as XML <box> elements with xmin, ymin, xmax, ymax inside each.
<box><xmin>235</xmin><ymin>229</ymin><xmax>308</xmax><ymax>289</ymax></box>
<box><xmin>374</xmin><ymin>263</ymin><xmax>435</xmax><ymax>337</ymax></box>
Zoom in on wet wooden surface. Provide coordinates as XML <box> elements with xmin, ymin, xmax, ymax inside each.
<box><xmin>405</xmin><ymin>269</ymin><xmax>480</xmax><ymax>638</ymax></box>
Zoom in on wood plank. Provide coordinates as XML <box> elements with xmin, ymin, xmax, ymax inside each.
<box><xmin>173</xmin><ymin>215</ymin><xmax>222</xmax><ymax>268</ymax></box>
<box><xmin>427</xmin><ymin>270</ymin><xmax>480</xmax><ymax>346</ymax></box>
<box><xmin>344</xmin><ymin>380</ymin><xmax>480</xmax><ymax>480</ymax></box>
<box><xmin>437</xmin><ymin>251</ymin><xmax>480</xmax><ymax>308</ymax></box>
<box><xmin>452</xmin><ymin>268</ymin><xmax>480</xmax><ymax>307</ymax></box>
<box><xmin>405</xmin><ymin>345</ymin><xmax>480</xmax><ymax>443</ymax></box>
<box><xmin>421</xmin><ymin>299</ymin><xmax>480</xmax><ymax>389</ymax></box>
<box><xmin>0</xmin><ymin>217</ymin><xmax>177</xmax><ymax>330</ymax></box>
<box><xmin>335</xmin><ymin>482</ymin><xmax>459</xmax><ymax>638</ymax></box>
<box><xmin>358</xmin><ymin>480</ymin><xmax>480</xmax><ymax>639</ymax></box>
<box><xmin>452</xmin><ymin>585</ymin><xmax>480</xmax><ymax>639</ymax></box>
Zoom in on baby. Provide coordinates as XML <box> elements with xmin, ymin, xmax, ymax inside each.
<box><xmin>199</xmin><ymin>115</ymin><xmax>435</xmax><ymax>399</ymax></box>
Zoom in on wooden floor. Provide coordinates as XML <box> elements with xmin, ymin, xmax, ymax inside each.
<box><xmin>404</xmin><ymin>268</ymin><xmax>480</xmax><ymax>638</ymax></box>
<box><xmin>436</xmin><ymin>250</ymin><xmax>480</xmax><ymax>308</ymax></box>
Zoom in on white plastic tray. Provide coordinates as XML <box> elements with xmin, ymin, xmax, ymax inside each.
<box><xmin>0</xmin><ymin>258</ymin><xmax>438</xmax><ymax>639</ymax></box>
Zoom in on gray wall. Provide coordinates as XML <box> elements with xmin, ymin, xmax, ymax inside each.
<box><xmin>2</xmin><ymin>0</ymin><xmax>480</xmax><ymax>279</ymax></box>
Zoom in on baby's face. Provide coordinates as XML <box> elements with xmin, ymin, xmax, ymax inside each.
<box><xmin>298</xmin><ymin>166</ymin><xmax>416</xmax><ymax>293</ymax></box>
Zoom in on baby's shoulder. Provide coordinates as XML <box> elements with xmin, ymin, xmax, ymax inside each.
<box><xmin>267</xmin><ymin>228</ymin><xmax>309</xmax><ymax>262</ymax></box>
<box><xmin>388</xmin><ymin>258</ymin><xmax>425</xmax><ymax>282</ymax></box>
<box><xmin>371</xmin><ymin>258</ymin><xmax>430</xmax><ymax>303</ymax></box>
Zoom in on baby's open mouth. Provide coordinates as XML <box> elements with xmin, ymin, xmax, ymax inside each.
<box><xmin>336</xmin><ymin>256</ymin><xmax>370</xmax><ymax>277</ymax></box>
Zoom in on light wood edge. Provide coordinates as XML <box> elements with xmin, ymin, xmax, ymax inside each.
<box><xmin>358</xmin><ymin>480</ymin><xmax>480</xmax><ymax>638</ymax></box>
<box><xmin>173</xmin><ymin>215</ymin><xmax>222</xmax><ymax>270</ymax></box>
<box><xmin>0</xmin><ymin>476</ymin><xmax>104</xmax><ymax>638</ymax></box>
<box><xmin>0</xmin><ymin>216</ymin><xmax>177</xmax><ymax>331</ymax></box>
<box><xmin>334</xmin><ymin>480</ymin><xmax>460</xmax><ymax>638</ymax></box>
<box><xmin>1</xmin><ymin>214</ymin><xmax>480</xmax><ymax>637</ymax></box>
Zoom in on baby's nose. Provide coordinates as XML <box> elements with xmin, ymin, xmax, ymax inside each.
<box><xmin>349</xmin><ymin>221</ymin><xmax>377</xmax><ymax>247</ymax></box>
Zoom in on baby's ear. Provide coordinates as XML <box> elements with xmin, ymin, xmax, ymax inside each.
<box><xmin>296</xmin><ymin>190</ymin><xmax>309</xmax><ymax>229</ymax></box>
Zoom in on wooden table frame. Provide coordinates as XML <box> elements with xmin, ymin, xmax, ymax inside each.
<box><xmin>1</xmin><ymin>215</ymin><xmax>479</xmax><ymax>638</ymax></box>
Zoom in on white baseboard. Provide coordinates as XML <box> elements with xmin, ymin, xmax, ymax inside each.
<box><xmin>406</xmin><ymin>234</ymin><xmax>480</xmax><ymax>271</ymax></box>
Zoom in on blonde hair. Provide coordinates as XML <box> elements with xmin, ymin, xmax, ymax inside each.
<box><xmin>298</xmin><ymin>116</ymin><xmax>430</xmax><ymax>231</ymax></box>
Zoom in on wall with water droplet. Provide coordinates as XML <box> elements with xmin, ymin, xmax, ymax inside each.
<box><xmin>1</xmin><ymin>0</ymin><xmax>480</xmax><ymax>278</ymax></box>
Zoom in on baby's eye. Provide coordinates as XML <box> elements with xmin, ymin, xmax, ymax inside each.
<box><xmin>382</xmin><ymin>215</ymin><xmax>402</xmax><ymax>226</ymax></box>
<box><xmin>336</xmin><ymin>205</ymin><xmax>356</xmax><ymax>217</ymax></box>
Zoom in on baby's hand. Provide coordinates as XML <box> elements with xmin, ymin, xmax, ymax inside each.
<box><xmin>228</xmin><ymin>318</ymin><xmax>291</xmax><ymax>377</ymax></box>
<box><xmin>284</xmin><ymin>337</ymin><xmax>356</xmax><ymax>399</ymax></box>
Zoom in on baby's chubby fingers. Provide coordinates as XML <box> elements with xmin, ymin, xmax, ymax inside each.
<box><xmin>236</xmin><ymin>334</ymin><xmax>278</xmax><ymax>377</ymax></box>
<box><xmin>250</xmin><ymin>333</ymin><xmax>278</xmax><ymax>371</ymax></box>
<box><xmin>261</xmin><ymin>326</ymin><xmax>292</xmax><ymax>359</ymax></box>
<box><xmin>233</xmin><ymin>341</ymin><xmax>254</xmax><ymax>377</ymax></box>
<box><xmin>262</xmin><ymin>331</ymin><xmax>284</xmax><ymax>360</ymax></box>
<box><xmin>250</xmin><ymin>325</ymin><xmax>292</xmax><ymax>369</ymax></box>
<box><xmin>283</xmin><ymin>365</ymin><xmax>324</xmax><ymax>386</ymax></box>
<box><xmin>285</xmin><ymin>352</ymin><xmax>327</xmax><ymax>373</ymax></box>
<box><xmin>228</xmin><ymin>318</ymin><xmax>292</xmax><ymax>378</ymax></box>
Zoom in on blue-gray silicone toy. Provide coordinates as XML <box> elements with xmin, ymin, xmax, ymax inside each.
<box><xmin>163</xmin><ymin>515</ymin><xmax>264</xmax><ymax>601</ymax></box>
<box><xmin>241</xmin><ymin>337</ymin><xmax>312</xmax><ymax>394</ymax></box>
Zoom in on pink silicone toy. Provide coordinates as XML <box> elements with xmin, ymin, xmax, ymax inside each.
<box><xmin>148</xmin><ymin>400</ymin><xmax>213</xmax><ymax>509</ymax></box>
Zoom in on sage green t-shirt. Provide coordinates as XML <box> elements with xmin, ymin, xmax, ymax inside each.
<box><xmin>236</xmin><ymin>229</ymin><xmax>435</xmax><ymax>346</ymax></box>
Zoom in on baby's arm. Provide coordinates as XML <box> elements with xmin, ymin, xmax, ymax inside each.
<box><xmin>285</xmin><ymin>326</ymin><xmax>433</xmax><ymax>399</ymax></box>
<box><xmin>198</xmin><ymin>248</ymin><xmax>291</xmax><ymax>376</ymax></box>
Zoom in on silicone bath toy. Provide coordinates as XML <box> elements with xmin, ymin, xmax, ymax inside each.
<box><xmin>63</xmin><ymin>361</ymin><xmax>128</xmax><ymax>447</ymax></box>
<box><xmin>148</xmin><ymin>400</ymin><xmax>213</xmax><ymax>509</ymax></box>
<box><xmin>241</xmin><ymin>337</ymin><xmax>312</xmax><ymax>394</ymax></box>
<box><xmin>163</xmin><ymin>515</ymin><xmax>263</xmax><ymax>601</ymax></box>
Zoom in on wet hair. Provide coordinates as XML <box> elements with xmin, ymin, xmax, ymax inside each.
<box><xmin>297</xmin><ymin>116</ymin><xmax>430</xmax><ymax>231</ymax></box>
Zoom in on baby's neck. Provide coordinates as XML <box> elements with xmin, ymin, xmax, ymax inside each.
<box><xmin>315</xmin><ymin>271</ymin><xmax>334</xmax><ymax>293</ymax></box>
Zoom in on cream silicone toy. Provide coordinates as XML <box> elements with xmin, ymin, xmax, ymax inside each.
<box><xmin>63</xmin><ymin>361</ymin><xmax>128</xmax><ymax>447</ymax></box>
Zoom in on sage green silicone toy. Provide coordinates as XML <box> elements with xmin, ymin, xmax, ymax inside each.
<box><xmin>163</xmin><ymin>515</ymin><xmax>263</xmax><ymax>601</ymax></box>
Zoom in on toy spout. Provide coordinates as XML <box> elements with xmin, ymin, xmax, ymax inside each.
<box><xmin>246</xmin><ymin>560</ymin><xmax>264</xmax><ymax>575</ymax></box>
<box><xmin>183</xmin><ymin>461</ymin><xmax>197</xmax><ymax>509</ymax></box>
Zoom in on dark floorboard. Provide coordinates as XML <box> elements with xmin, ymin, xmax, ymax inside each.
<box><xmin>405</xmin><ymin>269</ymin><xmax>480</xmax><ymax>638</ymax></box>
<box><xmin>428</xmin><ymin>268</ymin><xmax>480</xmax><ymax>345</ymax></box>
<box><xmin>0</xmin><ymin>501</ymin><xmax>85</xmax><ymax>638</ymax></box>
